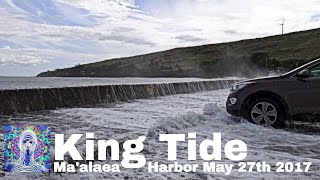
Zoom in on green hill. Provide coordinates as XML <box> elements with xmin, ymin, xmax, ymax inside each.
<box><xmin>37</xmin><ymin>28</ymin><xmax>320</xmax><ymax>78</ymax></box>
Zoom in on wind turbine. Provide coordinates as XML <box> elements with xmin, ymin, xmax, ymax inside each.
<box><xmin>280</xmin><ymin>19</ymin><xmax>285</xmax><ymax>35</ymax></box>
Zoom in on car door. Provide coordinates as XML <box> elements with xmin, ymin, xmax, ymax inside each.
<box><xmin>306</xmin><ymin>64</ymin><xmax>320</xmax><ymax>113</ymax></box>
<box><xmin>286</xmin><ymin>77</ymin><xmax>310</xmax><ymax>114</ymax></box>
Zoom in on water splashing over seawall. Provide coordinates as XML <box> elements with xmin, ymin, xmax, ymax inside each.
<box><xmin>0</xmin><ymin>80</ymin><xmax>237</xmax><ymax>114</ymax></box>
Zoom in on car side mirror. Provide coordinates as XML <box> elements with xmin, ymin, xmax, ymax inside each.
<box><xmin>296</xmin><ymin>69</ymin><xmax>310</xmax><ymax>78</ymax></box>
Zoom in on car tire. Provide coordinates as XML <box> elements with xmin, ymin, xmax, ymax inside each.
<box><xmin>245</xmin><ymin>98</ymin><xmax>285</xmax><ymax>128</ymax></box>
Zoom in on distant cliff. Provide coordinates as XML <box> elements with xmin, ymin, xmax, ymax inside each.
<box><xmin>38</xmin><ymin>28</ymin><xmax>320</xmax><ymax>78</ymax></box>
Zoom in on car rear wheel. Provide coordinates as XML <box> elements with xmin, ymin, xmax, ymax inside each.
<box><xmin>245</xmin><ymin>98</ymin><xmax>284</xmax><ymax>127</ymax></box>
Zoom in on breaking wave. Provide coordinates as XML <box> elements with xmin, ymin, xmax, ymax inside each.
<box><xmin>147</xmin><ymin>103</ymin><xmax>237</xmax><ymax>139</ymax></box>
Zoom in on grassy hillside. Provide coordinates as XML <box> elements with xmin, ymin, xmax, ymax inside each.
<box><xmin>38</xmin><ymin>28</ymin><xmax>320</xmax><ymax>78</ymax></box>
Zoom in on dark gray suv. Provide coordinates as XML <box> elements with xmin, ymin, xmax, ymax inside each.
<box><xmin>226</xmin><ymin>58</ymin><xmax>320</xmax><ymax>127</ymax></box>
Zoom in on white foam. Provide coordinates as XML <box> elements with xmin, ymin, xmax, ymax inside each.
<box><xmin>1</xmin><ymin>89</ymin><xmax>319</xmax><ymax>179</ymax></box>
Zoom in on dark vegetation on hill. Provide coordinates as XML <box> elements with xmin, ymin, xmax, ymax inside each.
<box><xmin>38</xmin><ymin>28</ymin><xmax>320</xmax><ymax>78</ymax></box>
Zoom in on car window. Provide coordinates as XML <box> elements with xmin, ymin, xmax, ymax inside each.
<box><xmin>309</xmin><ymin>64</ymin><xmax>320</xmax><ymax>77</ymax></box>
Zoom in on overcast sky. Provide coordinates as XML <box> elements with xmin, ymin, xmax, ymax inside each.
<box><xmin>0</xmin><ymin>0</ymin><xmax>320</xmax><ymax>76</ymax></box>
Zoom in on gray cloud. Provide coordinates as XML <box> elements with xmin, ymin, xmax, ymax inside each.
<box><xmin>0</xmin><ymin>53</ymin><xmax>47</xmax><ymax>65</ymax></box>
<box><xmin>175</xmin><ymin>35</ymin><xmax>205</xmax><ymax>42</ymax></box>
<box><xmin>311</xmin><ymin>14</ymin><xmax>320</xmax><ymax>22</ymax></box>
<box><xmin>114</xmin><ymin>27</ymin><xmax>135</xmax><ymax>32</ymax></box>
<box><xmin>224</xmin><ymin>30</ymin><xmax>238</xmax><ymax>35</ymax></box>
<box><xmin>99</xmin><ymin>34</ymin><xmax>155</xmax><ymax>46</ymax></box>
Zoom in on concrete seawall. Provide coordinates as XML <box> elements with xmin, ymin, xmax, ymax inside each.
<box><xmin>0</xmin><ymin>80</ymin><xmax>237</xmax><ymax>114</ymax></box>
